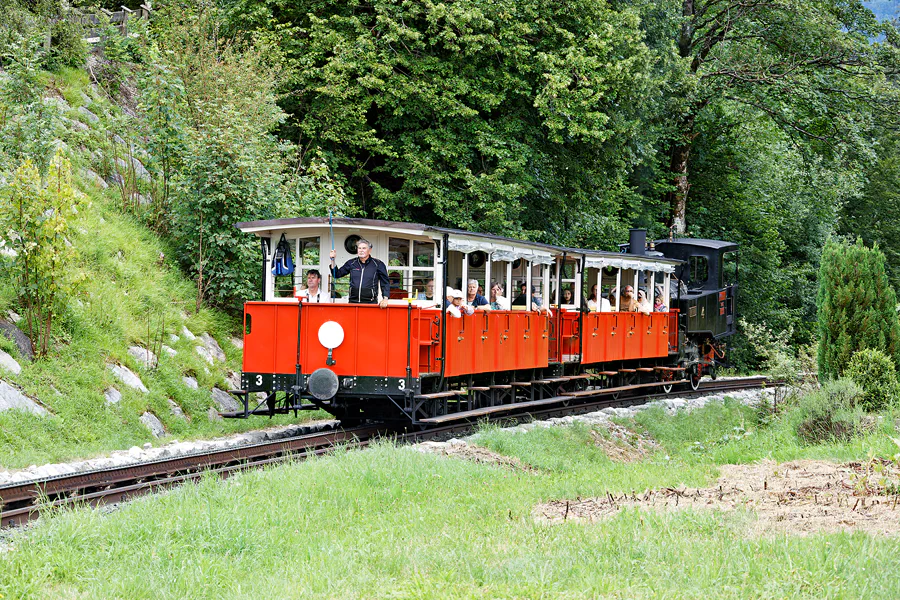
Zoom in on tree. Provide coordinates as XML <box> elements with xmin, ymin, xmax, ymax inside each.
<box><xmin>222</xmin><ymin>0</ymin><xmax>660</xmax><ymax>247</ymax></box>
<box><xmin>0</xmin><ymin>151</ymin><xmax>85</xmax><ymax>356</ymax></box>
<box><xmin>147</xmin><ymin>3</ymin><xmax>291</xmax><ymax>313</ymax></box>
<box><xmin>817</xmin><ymin>238</ymin><xmax>900</xmax><ymax>380</ymax></box>
<box><xmin>662</xmin><ymin>0</ymin><xmax>900</xmax><ymax>234</ymax></box>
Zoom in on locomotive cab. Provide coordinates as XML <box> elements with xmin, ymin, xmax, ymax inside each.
<box><xmin>654</xmin><ymin>239</ymin><xmax>738</xmax><ymax>339</ymax></box>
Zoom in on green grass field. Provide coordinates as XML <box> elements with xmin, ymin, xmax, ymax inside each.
<box><xmin>2</xmin><ymin>398</ymin><xmax>899</xmax><ymax>599</ymax></box>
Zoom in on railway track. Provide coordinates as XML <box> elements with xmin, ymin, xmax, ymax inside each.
<box><xmin>0</xmin><ymin>376</ymin><xmax>772</xmax><ymax>528</ymax></box>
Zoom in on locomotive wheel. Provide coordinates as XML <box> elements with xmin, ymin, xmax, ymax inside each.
<box><xmin>689</xmin><ymin>369</ymin><xmax>702</xmax><ymax>391</ymax></box>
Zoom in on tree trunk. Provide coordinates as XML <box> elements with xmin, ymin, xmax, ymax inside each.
<box><xmin>668</xmin><ymin>114</ymin><xmax>695</xmax><ymax>236</ymax></box>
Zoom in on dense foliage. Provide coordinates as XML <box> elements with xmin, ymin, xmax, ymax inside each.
<box><xmin>847</xmin><ymin>348</ymin><xmax>900</xmax><ymax>411</ymax></box>
<box><xmin>817</xmin><ymin>239</ymin><xmax>900</xmax><ymax>380</ymax></box>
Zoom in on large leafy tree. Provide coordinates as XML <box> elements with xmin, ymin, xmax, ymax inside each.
<box><xmin>224</xmin><ymin>0</ymin><xmax>660</xmax><ymax>246</ymax></box>
<box><xmin>663</xmin><ymin>0</ymin><xmax>900</xmax><ymax>234</ymax></box>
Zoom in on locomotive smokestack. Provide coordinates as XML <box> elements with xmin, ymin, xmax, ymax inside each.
<box><xmin>628</xmin><ymin>228</ymin><xmax>647</xmax><ymax>255</ymax></box>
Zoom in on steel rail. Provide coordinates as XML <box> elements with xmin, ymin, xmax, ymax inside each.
<box><xmin>0</xmin><ymin>377</ymin><xmax>773</xmax><ymax>528</ymax></box>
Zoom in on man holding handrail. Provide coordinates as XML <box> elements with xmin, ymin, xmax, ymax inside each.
<box><xmin>329</xmin><ymin>238</ymin><xmax>390</xmax><ymax>307</ymax></box>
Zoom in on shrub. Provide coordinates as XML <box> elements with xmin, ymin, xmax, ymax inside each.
<box><xmin>847</xmin><ymin>348</ymin><xmax>900</xmax><ymax>411</ymax></box>
<box><xmin>45</xmin><ymin>19</ymin><xmax>87</xmax><ymax>71</ymax></box>
<box><xmin>793</xmin><ymin>379</ymin><xmax>864</xmax><ymax>444</ymax></box>
<box><xmin>817</xmin><ymin>238</ymin><xmax>900</xmax><ymax>380</ymax></box>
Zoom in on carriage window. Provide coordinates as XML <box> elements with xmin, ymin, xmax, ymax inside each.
<box><xmin>388</xmin><ymin>238</ymin><xmax>410</xmax><ymax>267</ymax></box>
<box><xmin>413</xmin><ymin>241</ymin><xmax>435</xmax><ymax>267</ymax></box>
<box><xmin>723</xmin><ymin>251</ymin><xmax>738</xmax><ymax>286</ymax></box>
<box><xmin>690</xmin><ymin>256</ymin><xmax>709</xmax><ymax>286</ymax></box>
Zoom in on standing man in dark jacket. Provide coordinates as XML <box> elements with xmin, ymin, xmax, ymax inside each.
<box><xmin>329</xmin><ymin>238</ymin><xmax>390</xmax><ymax>307</ymax></box>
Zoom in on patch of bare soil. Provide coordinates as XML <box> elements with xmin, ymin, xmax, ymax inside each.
<box><xmin>591</xmin><ymin>423</ymin><xmax>660</xmax><ymax>462</ymax></box>
<box><xmin>416</xmin><ymin>441</ymin><xmax>533</xmax><ymax>472</ymax></box>
<box><xmin>536</xmin><ymin>459</ymin><xmax>900</xmax><ymax>536</ymax></box>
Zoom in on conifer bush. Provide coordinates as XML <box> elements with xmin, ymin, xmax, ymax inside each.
<box><xmin>847</xmin><ymin>348</ymin><xmax>900</xmax><ymax>411</ymax></box>
<box><xmin>817</xmin><ymin>239</ymin><xmax>900</xmax><ymax>380</ymax></box>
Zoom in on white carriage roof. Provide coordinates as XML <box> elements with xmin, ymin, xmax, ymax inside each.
<box><xmin>235</xmin><ymin>217</ymin><xmax>682</xmax><ymax>269</ymax></box>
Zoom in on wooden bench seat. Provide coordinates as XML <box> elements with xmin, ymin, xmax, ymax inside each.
<box><xmin>414</xmin><ymin>390</ymin><xmax>462</xmax><ymax>400</ymax></box>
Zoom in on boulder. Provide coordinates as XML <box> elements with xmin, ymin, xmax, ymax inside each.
<box><xmin>182</xmin><ymin>376</ymin><xmax>198</xmax><ymax>390</ymax></box>
<box><xmin>104</xmin><ymin>387</ymin><xmax>122</xmax><ymax>405</ymax></box>
<box><xmin>210</xmin><ymin>387</ymin><xmax>241</xmax><ymax>413</ymax></box>
<box><xmin>0</xmin><ymin>319</ymin><xmax>33</xmax><ymax>361</ymax></box>
<box><xmin>181</xmin><ymin>326</ymin><xmax>196</xmax><ymax>341</ymax></box>
<box><xmin>195</xmin><ymin>346</ymin><xmax>214</xmax><ymax>365</ymax></box>
<box><xmin>6</xmin><ymin>311</ymin><xmax>20</xmax><ymax>324</ymax></box>
<box><xmin>207</xmin><ymin>407</ymin><xmax>223</xmax><ymax>422</ymax></box>
<box><xmin>0</xmin><ymin>350</ymin><xmax>22</xmax><ymax>375</ymax></box>
<box><xmin>230</xmin><ymin>337</ymin><xmax>244</xmax><ymax>350</ymax></box>
<box><xmin>226</xmin><ymin>371</ymin><xmax>241</xmax><ymax>390</ymax></box>
<box><xmin>108</xmin><ymin>364</ymin><xmax>148</xmax><ymax>393</ymax></box>
<box><xmin>140</xmin><ymin>412</ymin><xmax>166</xmax><ymax>438</ymax></box>
<box><xmin>79</xmin><ymin>91</ymin><xmax>92</xmax><ymax>106</ymax></box>
<box><xmin>107</xmin><ymin>173</ymin><xmax>124</xmax><ymax>187</ymax></box>
<box><xmin>127</xmin><ymin>345</ymin><xmax>158</xmax><ymax>369</ymax></box>
<box><xmin>0</xmin><ymin>381</ymin><xmax>47</xmax><ymax>416</ymax></box>
<box><xmin>78</xmin><ymin>106</ymin><xmax>99</xmax><ymax>124</ymax></box>
<box><xmin>112</xmin><ymin>134</ymin><xmax>126</xmax><ymax>145</ymax></box>
<box><xmin>131</xmin><ymin>157</ymin><xmax>151</xmax><ymax>181</ymax></box>
<box><xmin>65</xmin><ymin>117</ymin><xmax>89</xmax><ymax>132</ymax></box>
<box><xmin>168</xmin><ymin>399</ymin><xmax>186</xmax><ymax>419</ymax></box>
<box><xmin>161</xmin><ymin>345</ymin><xmax>177</xmax><ymax>357</ymax></box>
<box><xmin>199</xmin><ymin>333</ymin><xmax>226</xmax><ymax>362</ymax></box>
<box><xmin>169</xmin><ymin>334</ymin><xmax>180</xmax><ymax>344</ymax></box>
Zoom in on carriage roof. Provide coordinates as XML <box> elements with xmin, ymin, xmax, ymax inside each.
<box><xmin>235</xmin><ymin>216</ymin><xmax>682</xmax><ymax>269</ymax></box>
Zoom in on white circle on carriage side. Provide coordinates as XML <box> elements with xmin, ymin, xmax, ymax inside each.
<box><xmin>318</xmin><ymin>321</ymin><xmax>345</xmax><ymax>349</ymax></box>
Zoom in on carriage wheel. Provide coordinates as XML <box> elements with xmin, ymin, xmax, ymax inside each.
<box><xmin>660</xmin><ymin>371</ymin><xmax>674</xmax><ymax>394</ymax></box>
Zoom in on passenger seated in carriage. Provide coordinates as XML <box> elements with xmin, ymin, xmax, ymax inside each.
<box><xmin>489</xmin><ymin>282</ymin><xmax>510</xmax><ymax>310</ymax></box>
<box><xmin>465</xmin><ymin>279</ymin><xmax>490</xmax><ymax>311</ymax></box>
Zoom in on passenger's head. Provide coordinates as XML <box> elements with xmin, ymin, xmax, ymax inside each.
<box><xmin>590</xmin><ymin>284</ymin><xmax>597</xmax><ymax>300</ymax></box>
<box><xmin>452</xmin><ymin>289</ymin><xmax>464</xmax><ymax>305</ymax></box>
<box><xmin>425</xmin><ymin>279</ymin><xmax>434</xmax><ymax>296</ymax></box>
<box><xmin>467</xmin><ymin>279</ymin><xmax>479</xmax><ymax>296</ymax></box>
<box><xmin>389</xmin><ymin>271</ymin><xmax>401</xmax><ymax>286</ymax></box>
<box><xmin>637</xmin><ymin>289</ymin><xmax>646</xmax><ymax>302</ymax></box>
<box><xmin>356</xmin><ymin>238</ymin><xmax>372</xmax><ymax>260</ymax></box>
<box><xmin>623</xmin><ymin>285</ymin><xmax>634</xmax><ymax>299</ymax></box>
<box><xmin>306</xmin><ymin>269</ymin><xmax>321</xmax><ymax>289</ymax></box>
<box><xmin>446</xmin><ymin>286</ymin><xmax>454</xmax><ymax>301</ymax></box>
<box><xmin>562</xmin><ymin>288</ymin><xmax>573</xmax><ymax>303</ymax></box>
<box><xmin>519</xmin><ymin>282</ymin><xmax>527</xmax><ymax>295</ymax></box>
<box><xmin>490</xmin><ymin>282</ymin><xmax>503</xmax><ymax>301</ymax></box>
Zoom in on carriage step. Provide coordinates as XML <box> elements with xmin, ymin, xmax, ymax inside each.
<box><xmin>414</xmin><ymin>390</ymin><xmax>462</xmax><ymax>400</ymax></box>
<box><xmin>654</xmin><ymin>366</ymin><xmax>684</xmax><ymax>371</ymax></box>
<box><xmin>636</xmin><ymin>368</ymin><xmax>655</xmax><ymax>372</ymax></box>
<box><xmin>618</xmin><ymin>369</ymin><xmax>637</xmax><ymax>373</ymax></box>
<box><xmin>490</xmin><ymin>384</ymin><xmax>513</xmax><ymax>390</ymax></box>
<box><xmin>511</xmin><ymin>381</ymin><xmax>532</xmax><ymax>387</ymax></box>
<box><xmin>468</xmin><ymin>386</ymin><xmax>490</xmax><ymax>392</ymax></box>
<box><xmin>420</xmin><ymin>395</ymin><xmax>572</xmax><ymax>424</ymax></box>
<box><xmin>561</xmin><ymin>379</ymin><xmax>688</xmax><ymax>398</ymax></box>
<box><xmin>597</xmin><ymin>371</ymin><xmax>618</xmax><ymax>376</ymax></box>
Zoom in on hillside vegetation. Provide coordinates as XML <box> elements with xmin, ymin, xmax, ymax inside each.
<box><xmin>0</xmin><ymin>65</ymin><xmax>319</xmax><ymax>469</ymax></box>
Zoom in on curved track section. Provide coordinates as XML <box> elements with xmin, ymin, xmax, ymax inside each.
<box><xmin>0</xmin><ymin>377</ymin><xmax>771</xmax><ymax>527</ymax></box>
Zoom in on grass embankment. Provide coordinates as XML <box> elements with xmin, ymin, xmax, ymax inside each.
<box><xmin>0</xmin><ymin>69</ymin><xmax>324</xmax><ymax>470</ymax></box>
<box><xmin>3</xmin><ymin>399</ymin><xmax>900</xmax><ymax>598</ymax></box>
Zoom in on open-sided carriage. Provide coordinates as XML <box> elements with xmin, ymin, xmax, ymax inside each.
<box><xmin>232</xmin><ymin>218</ymin><xmax>737</xmax><ymax>425</ymax></box>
